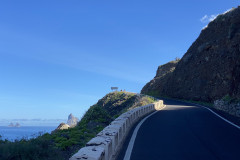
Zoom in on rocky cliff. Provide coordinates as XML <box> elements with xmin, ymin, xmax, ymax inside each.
<box><xmin>67</xmin><ymin>114</ymin><xmax>79</xmax><ymax>127</ymax></box>
<box><xmin>142</xmin><ymin>6</ymin><xmax>240</xmax><ymax>102</ymax></box>
<box><xmin>141</xmin><ymin>59</ymin><xmax>180</xmax><ymax>96</ymax></box>
<box><xmin>56</xmin><ymin>123</ymin><xmax>70</xmax><ymax>130</ymax></box>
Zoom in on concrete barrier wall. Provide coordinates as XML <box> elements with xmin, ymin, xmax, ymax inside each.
<box><xmin>70</xmin><ymin>100</ymin><xmax>164</xmax><ymax>160</ymax></box>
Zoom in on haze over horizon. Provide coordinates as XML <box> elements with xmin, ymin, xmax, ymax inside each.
<box><xmin>0</xmin><ymin>118</ymin><xmax>67</xmax><ymax>126</ymax></box>
<box><xmin>0</xmin><ymin>0</ymin><xmax>239</xmax><ymax>120</ymax></box>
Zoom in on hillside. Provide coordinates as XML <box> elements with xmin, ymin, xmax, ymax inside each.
<box><xmin>141</xmin><ymin>59</ymin><xmax>180</xmax><ymax>96</ymax></box>
<box><xmin>142</xmin><ymin>7</ymin><xmax>240</xmax><ymax>117</ymax></box>
<box><xmin>142</xmin><ymin>7</ymin><xmax>240</xmax><ymax>101</ymax></box>
<box><xmin>0</xmin><ymin>92</ymin><xmax>155</xmax><ymax>160</ymax></box>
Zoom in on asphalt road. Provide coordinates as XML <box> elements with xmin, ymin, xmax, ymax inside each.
<box><xmin>119</xmin><ymin>99</ymin><xmax>240</xmax><ymax>160</ymax></box>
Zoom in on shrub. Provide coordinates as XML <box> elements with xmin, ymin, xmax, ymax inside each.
<box><xmin>0</xmin><ymin>92</ymin><xmax>155</xmax><ymax>160</ymax></box>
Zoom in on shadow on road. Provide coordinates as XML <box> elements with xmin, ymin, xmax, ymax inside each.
<box><xmin>159</xmin><ymin>97</ymin><xmax>196</xmax><ymax>106</ymax></box>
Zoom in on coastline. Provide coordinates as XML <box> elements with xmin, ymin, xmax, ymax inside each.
<box><xmin>0</xmin><ymin>126</ymin><xmax>56</xmax><ymax>141</ymax></box>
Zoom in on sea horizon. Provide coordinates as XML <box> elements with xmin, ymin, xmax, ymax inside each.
<box><xmin>0</xmin><ymin>126</ymin><xmax>57</xmax><ymax>141</ymax></box>
<box><xmin>0</xmin><ymin>119</ymin><xmax>67</xmax><ymax>127</ymax></box>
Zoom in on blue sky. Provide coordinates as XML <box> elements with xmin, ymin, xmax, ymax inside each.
<box><xmin>0</xmin><ymin>0</ymin><xmax>239</xmax><ymax>120</ymax></box>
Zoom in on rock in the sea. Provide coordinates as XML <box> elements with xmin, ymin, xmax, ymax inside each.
<box><xmin>56</xmin><ymin>123</ymin><xmax>70</xmax><ymax>130</ymax></box>
<box><xmin>67</xmin><ymin>113</ymin><xmax>79</xmax><ymax>127</ymax></box>
<box><xmin>8</xmin><ymin>122</ymin><xmax>20</xmax><ymax>127</ymax></box>
<box><xmin>8</xmin><ymin>123</ymin><xmax>14</xmax><ymax>127</ymax></box>
<box><xmin>15</xmin><ymin>123</ymin><xmax>20</xmax><ymax>127</ymax></box>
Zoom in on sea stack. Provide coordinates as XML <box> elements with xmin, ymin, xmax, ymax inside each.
<box><xmin>67</xmin><ymin>113</ymin><xmax>79</xmax><ymax>127</ymax></box>
<box><xmin>8</xmin><ymin>122</ymin><xmax>21</xmax><ymax>127</ymax></box>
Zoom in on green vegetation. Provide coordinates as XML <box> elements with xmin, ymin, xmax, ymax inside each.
<box><xmin>0</xmin><ymin>136</ymin><xmax>64</xmax><ymax>160</ymax></box>
<box><xmin>148</xmin><ymin>94</ymin><xmax>214</xmax><ymax>108</ymax></box>
<box><xmin>222</xmin><ymin>94</ymin><xmax>240</xmax><ymax>104</ymax></box>
<box><xmin>129</xmin><ymin>95</ymin><xmax>155</xmax><ymax>110</ymax></box>
<box><xmin>183</xmin><ymin>99</ymin><xmax>213</xmax><ymax>107</ymax></box>
<box><xmin>0</xmin><ymin>92</ymin><xmax>156</xmax><ymax>160</ymax></box>
<box><xmin>145</xmin><ymin>90</ymin><xmax>161</xmax><ymax>98</ymax></box>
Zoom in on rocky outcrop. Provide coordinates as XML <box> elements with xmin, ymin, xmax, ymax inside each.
<box><xmin>79</xmin><ymin>92</ymin><xmax>154</xmax><ymax>134</ymax></box>
<box><xmin>8</xmin><ymin>122</ymin><xmax>20</xmax><ymax>127</ymax></box>
<box><xmin>214</xmin><ymin>99</ymin><xmax>240</xmax><ymax>117</ymax></box>
<box><xmin>56</xmin><ymin>123</ymin><xmax>70</xmax><ymax>130</ymax></box>
<box><xmin>67</xmin><ymin>114</ymin><xmax>79</xmax><ymax>127</ymax></box>
<box><xmin>141</xmin><ymin>60</ymin><xmax>179</xmax><ymax>96</ymax></box>
<box><xmin>142</xmin><ymin>6</ymin><xmax>240</xmax><ymax>102</ymax></box>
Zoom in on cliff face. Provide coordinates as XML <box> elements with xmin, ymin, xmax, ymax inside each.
<box><xmin>141</xmin><ymin>60</ymin><xmax>179</xmax><ymax>96</ymax></box>
<box><xmin>142</xmin><ymin>7</ymin><xmax>240</xmax><ymax>102</ymax></box>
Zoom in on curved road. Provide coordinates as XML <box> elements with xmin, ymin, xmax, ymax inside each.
<box><xmin>120</xmin><ymin>99</ymin><xmax>240</xmax><ymax>160</ymax></box>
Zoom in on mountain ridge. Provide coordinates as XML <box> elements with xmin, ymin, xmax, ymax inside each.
<box><xmin>142</xmin><ymin>6</ymin><xmax>240</xmax><ymax>102</ymax></box>
<box><xmin>141</xmin><ymin>6</ymin><xmax>240</xmax><ymax>117</ymax></box>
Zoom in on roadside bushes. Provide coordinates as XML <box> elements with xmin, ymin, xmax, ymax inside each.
<box><xmin>0</xmin><ymin>136</ymin><xmax>63</xmax><ymax>160</ymax></box>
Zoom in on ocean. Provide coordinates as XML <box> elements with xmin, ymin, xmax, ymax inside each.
<box><xmin>0</xmin><ymin>126</ymin><xmax>56</xmax><ymax>141</ymax></box>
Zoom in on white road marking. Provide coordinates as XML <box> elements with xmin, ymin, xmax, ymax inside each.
<box><xmin>123</xmin><ymin>101</ymin><xmax>240</xmax><ymax>160</ymax></box>
<box><xmin>123</xmin><ymin>105</ymin><xmax>166</xmax><ymax>160</ymax></box>
<box><xmin>201</xmin><ymin>105</ymin><xmax>240</xmax><ymax>129</ymax></box>
<box><xmin>184</xmin><ymin>101</ymin><xmax>240</xmax><ymax>129</ymax></box>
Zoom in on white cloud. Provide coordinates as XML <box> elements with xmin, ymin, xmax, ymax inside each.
<box><xmin>200</xmin><ymin>15</ymin><xmax>208</xmax><ymax>23</ymax></box>
<box><xmin>200</xmin><ymin>7</ymin><xmax>236</xmax><ymax>31</ymax></box>
<box><xmin>200</xmin><ymin>7</ymin><xmax>236</xmax><ymax>24</ymax></box>
<box><xmin>200</xmin><ymin>14</ymin><xmax>218</xmax><ymax>30</ymax></box>
<box><xmin>200</xmin><ymin>14</ymin><xmax>218</xmax><ymax>23</ymax></box>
